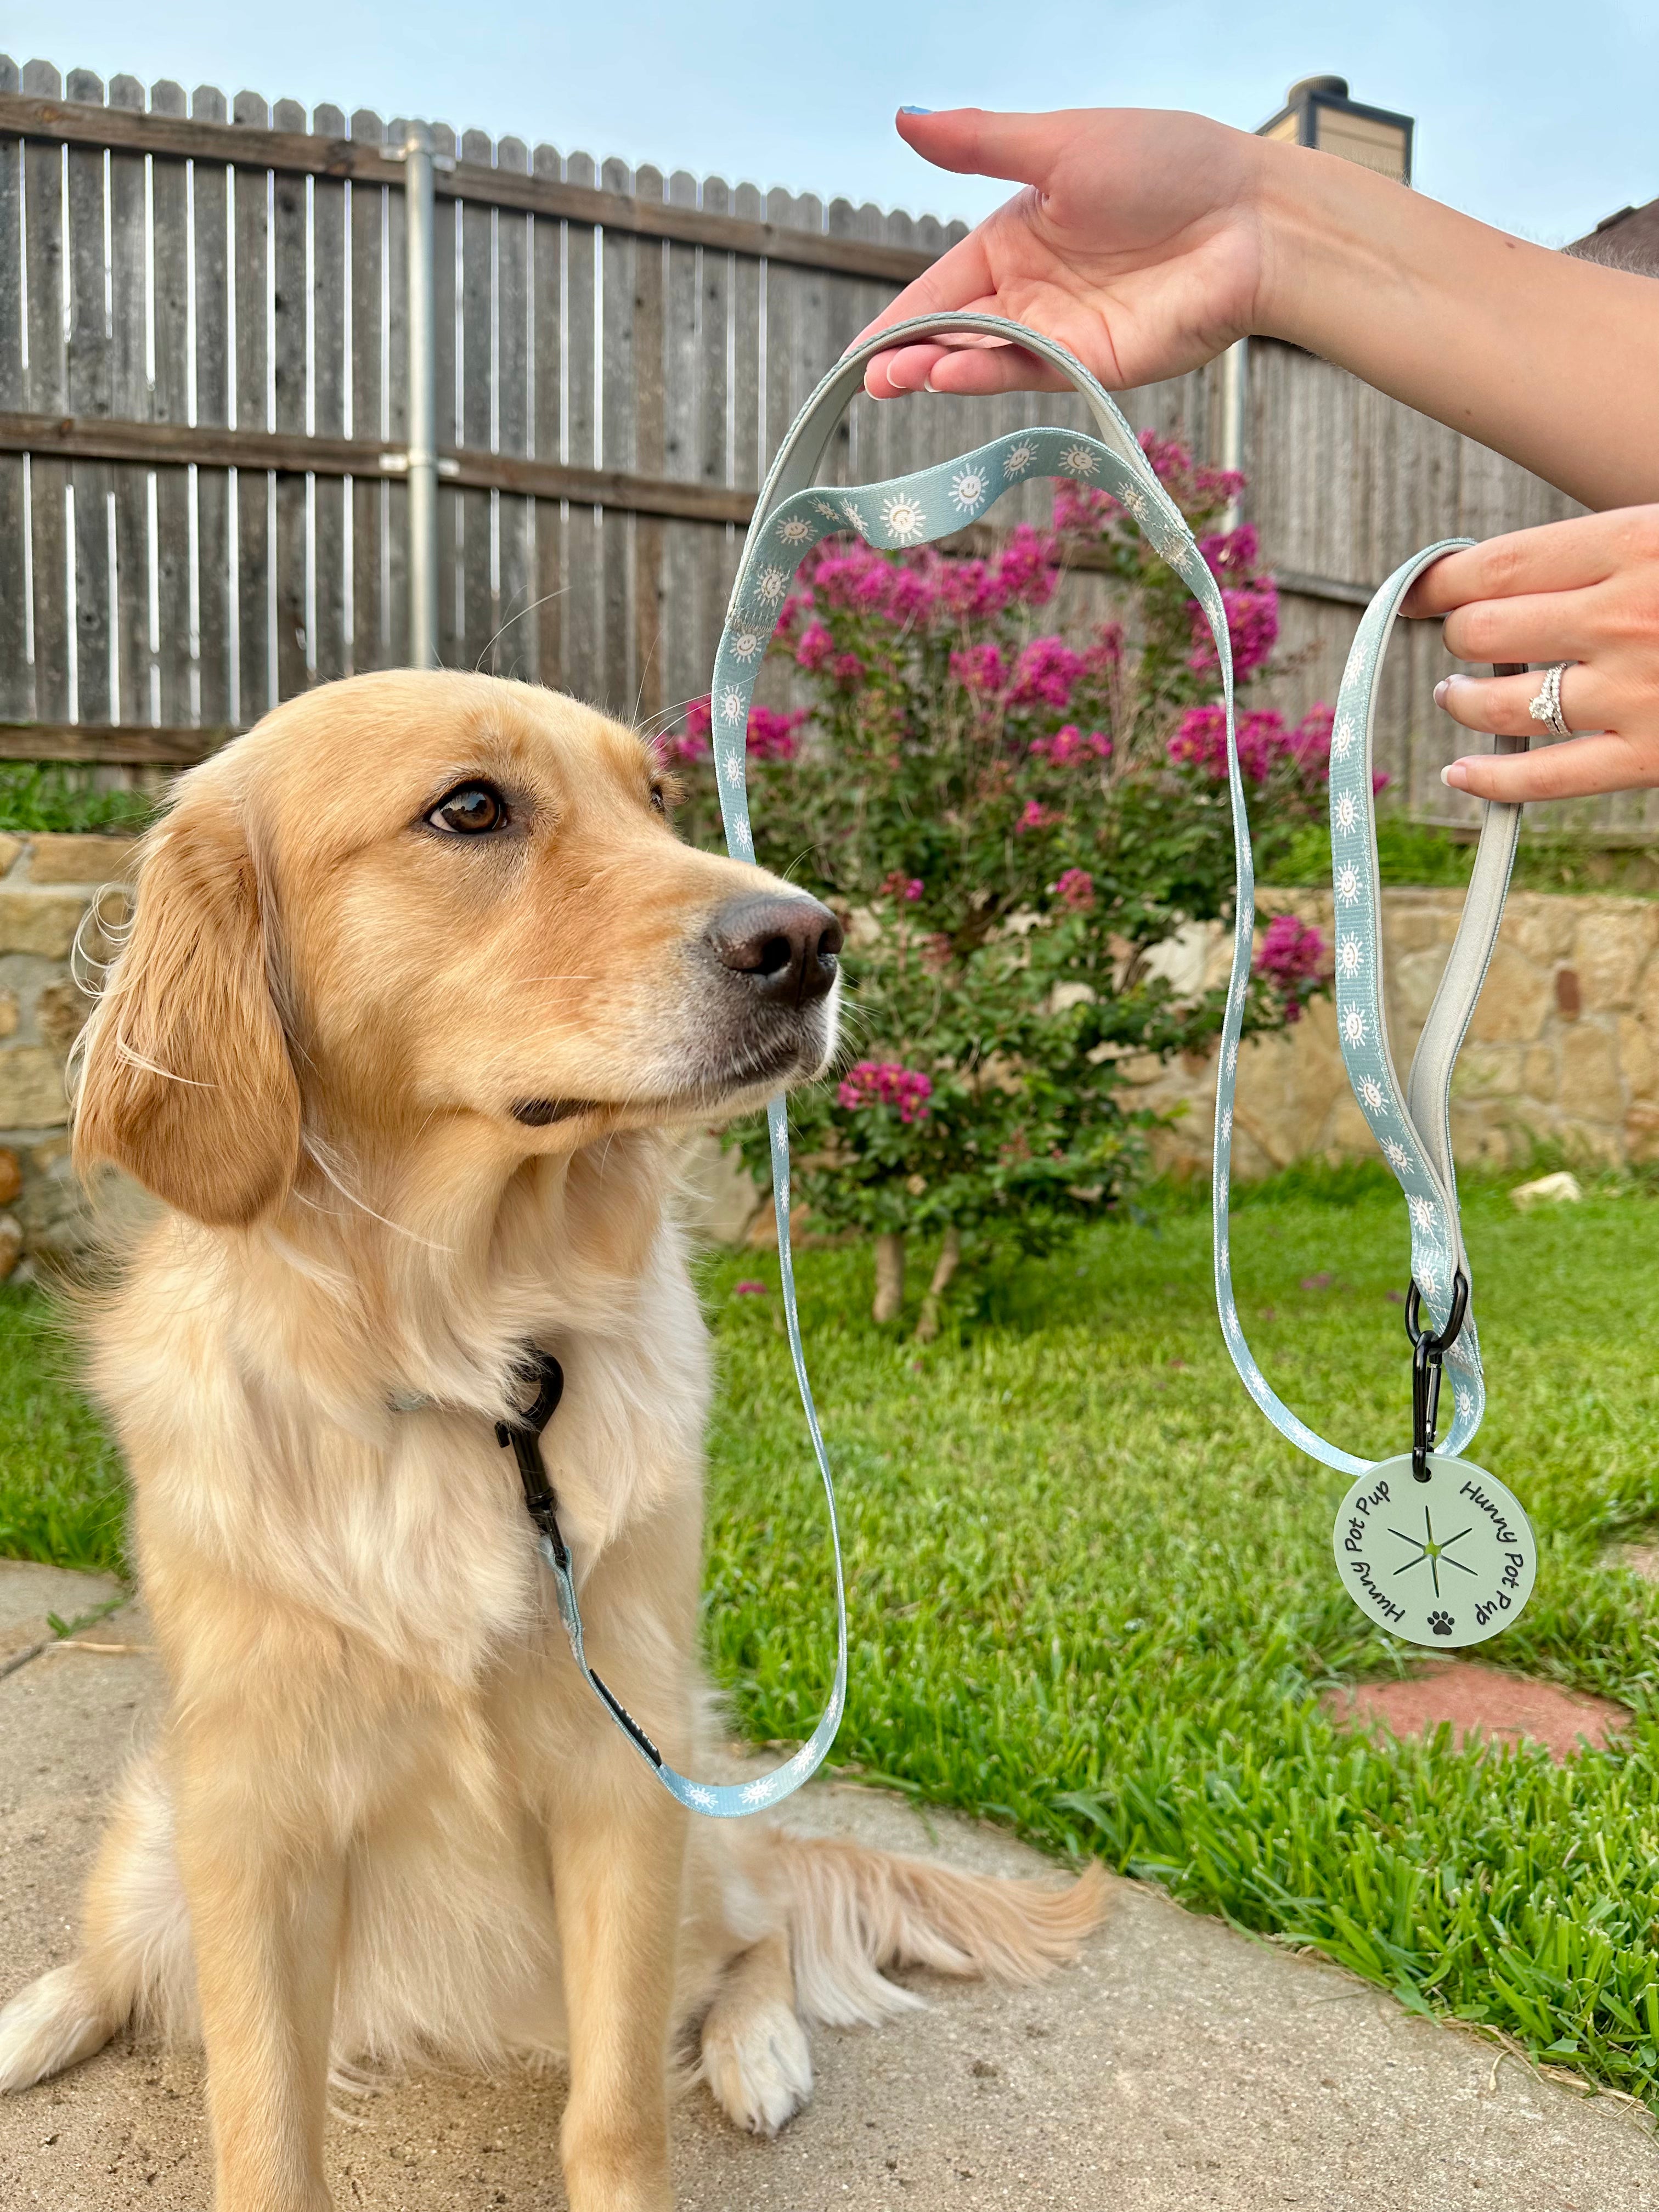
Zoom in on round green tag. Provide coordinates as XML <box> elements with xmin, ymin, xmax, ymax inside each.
<box><xmin>1331</xmin><ymin>1454</ymin><xmax>1536</xmax><ymax>1649</ymax></box>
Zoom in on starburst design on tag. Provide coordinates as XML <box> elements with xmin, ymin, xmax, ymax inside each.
<box><xmin>842</xmin><ymin>499</ymin><xmax>867</xmax><ymax>535</ymax></box>
<box><xmin>1357</xmin><ymin>1074</ymin><xmax>1387</xmax><ymax>1115</ymax></box>
<box><xmin>685</xmin><ymin>1782</ymin><xmax>718</xmax><ymax>1810</ymax></box>
<box><xmin>879</xmin><ymin>492</ymin><xmax>927</xmax><ymax>543</ymax></box>
<box><xmin>1330</xmin><ymin>715</ymin><xmax>1359</xmax><ymax>763</ymax></box>
<box><xmin>719</xmin><ymin>684</ymin><xmax>746</xmax><ymax>725</ymax></box>
<box><xmin>1340</xmin><ymin>1003</ymin><xmax>1368</xmax><ymax>1047</ymax></box>
<box><xmin>1223</xmin><ymin>1299</ymin><xmax>1239</xmax><ymax>1336</ymax></box>
<box><xmin>1409</xmin><ymin>1194</ymin><xmax>1438</xmax><ymax>1232</ymax></box>
<box><xmin>1386</xmin><ymin>1501</ymin><xmax>1477</xmax><ymax>1601</ymax></box>
<box><xmin>1220</xmin><ymin>1105</ymin><xmax>1233</xmax><ymax>1141</ymax></box>
<box><xmin>778</xmin><ymin>515</ymin><xmax>812</xmax><ymax>544</ymax></box>
<box><xmin>1061</xmin><ymin>444</ymin><xmax>1099</xmax><ymax>478</ymax></box>
<box><xmin>753</xmin><ymin>564</ymin><xmax>789</xmax><ymax>606</ymax></box>
<box><xmin>1120</xmin><ymin>484</ymin><xmax>1150</xmax><ymax>522</ymax></box>
<box><xmin>1216</xmin><ymin>1237</ymin><xmax>1229</xmax><ymax>1274</ymax></box>
<box><xmin>1337</xmin><ymin>935</ymin><xmax>1364</xmax><ymax>979</ymax></box>
<box><xmin>1224</xmin><ymin>1041</ymin><xmax>1239</xmax><ymax>1076</ymax></box>
<box><xmin>1382</xmin><ymin>1136</ymin><xmax>1412</xmax><ymax>1173</ymax></box>
<box><xmin>1335</xmin><ymin>862</ymin><xmax>1362</xmax><ymax>906</ymax></box>
<box><xmin>719</xmin><ymin>751</ymin><xmax>744</xmax><ymax>788</ymax></box>
<box><xmin>814</xmin><ymin>498</ymin><xmax>843</xmax><ymax>523</ymax></box>
<box><xmin>949</xmin><ymin>465</ymin><xmax>989</xmax><ymax>514</ymax></box>
<box><xmin>730</xmin><ymin>630</ymin><xmax>765</xmax><ymax>663</ymax></box>
<box><xmin>741</xmin><ymin>1778</ymin><xmax>774</xmax><ymax>1808</ymax></box>
<box><xmin>1003</xmin><ymin>438</ymin><xmax>1036</xmax><ymax>476</ymax></box>
<box><xmin>1333</xmin><ymin>791</ymin><xmax>1361</xmax><ymax>836</ymax></box>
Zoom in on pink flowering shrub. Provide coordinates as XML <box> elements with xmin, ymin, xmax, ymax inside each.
<box><xmin>670</xmin><ymin>430</ymin><xmax>1330</xmax><ymax>1304</ymax></box>
<box><xmin>1257</xmin><ymin>913</ymin><xmax>1329</xmax><ymax>1023</ymax></box>
<box><xmin>837</xmin><ymin>1061</ymin><xmax>934</xmax><ymax>1123</ymax></box>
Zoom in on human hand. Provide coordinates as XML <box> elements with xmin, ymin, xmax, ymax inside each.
<box><xmin>857</xmin><ymin>107</ymin><xmax>1267</xmax><ymax>401</ymax></box>
<box><xmin>1403</xmin><ymin>509</ymin><xmax>1659</xmax><ymax>802</ymax></box>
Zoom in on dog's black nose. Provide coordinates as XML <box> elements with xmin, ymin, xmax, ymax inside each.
<box><xmin>707</xmin><ymin>894</ymin><xmax>843</xmax><ymax>1007</ymax></box>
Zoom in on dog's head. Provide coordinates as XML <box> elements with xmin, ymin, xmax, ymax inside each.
<box><xmin>73</xmin><ymin>672</ymin><xmax>841</xmax><ymax>1226</ymax></box>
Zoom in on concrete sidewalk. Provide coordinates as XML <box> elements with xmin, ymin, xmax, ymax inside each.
<box><xmin>1</xmin><ymin>1561</ymin><xmax>1656</xmax><ymax>2211</ymax></box>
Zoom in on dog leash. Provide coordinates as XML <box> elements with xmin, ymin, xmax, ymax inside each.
<box><xmin>517</xmin><ymin>313</ymin><xmax>1536</xmax><ymax>1814</ymax></box>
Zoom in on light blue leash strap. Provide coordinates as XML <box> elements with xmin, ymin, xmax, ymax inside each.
<box><xmin>543</xmin><ymin>315</ymin><xmax>1537</xmax><ymax>1804</ymax></box>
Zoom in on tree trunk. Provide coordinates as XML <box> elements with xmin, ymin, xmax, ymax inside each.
<box><xmin>914</xmin><ymin>1226</ymin><xmax>962</xmax><ymax>1342</ymax></box>
<box><xmin>872</xmin><ymin>1232</ymin><xmax>907</xmax><ymax>1323</ymax></box>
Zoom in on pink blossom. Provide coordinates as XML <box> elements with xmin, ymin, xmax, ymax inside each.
<box><xmin>1031</xmin><ymin>723</ymin><xmax>1111</xmax><ymax>766</ymax></box>
<box><xmin>950</xmin><ymin>642</ymin><xmax>1007</xmax><ymax>695</ymax></box>
<box><xmin>1015</xmin><ymin>800</ymin><xmax>1055</xmax><ymax>833</ymax></box>
<box><xmin>747</xmin><ymin>706</ymin><xmax>807</xmax><ymax>761</ymax></box>
<box><xmin>880</xmin><ymin>870</ymin><xmax>925</xmax><ymax>903</ymax></box>
<box><xmin>1197</xmin><ymin>523</ymin><xmax>1260</xmax><ymax>580</ymax></box>
<box><xmin>990</xmin><ymin>524</ymin><xmax>1060</xmax><ymax>607</ymax></box>
<box><xmin>1167</xmin><ymin>704</ymin><xmax>1229</xmax><ymax>778</ymax></box>
<box><xmin>1052</xmin><ymin>479</ymin><xmax>1119</xmax><ymax>537</ymax></box>
<box><xmin>831</xmin><ymin>652</ymin><xmax>865</xmax><ymax>684</ymax></box>
<box><xmin>1009</xmin><ymin>637</ymin><xmax>1084</xmax><ymax>710</ymax></box>
<box><xmin>1188</xmin><ymin>581</ymin><xmax>1279</xmax><ymax>679</ymax></box>
<box><xmin>1055</xmin><ymin>868</ymin><xmax>1095</xmax><ymax>911</ymax></box>
<box><xmin>733</xmin><ymin>1279</ymin><xmax>769</xmax><ymax>1296</ymax></box>
<box><xmin>778</xmin><ymin>592</ymin><xmax>811</xmax><ymax>630</ymax></box>
<box><xmin>668</xmin><ymin>698</ymin><xmax>713</xmax><ymax>760</ymax></box>
<box><xmin>1259</xmin><ymin>914</ymin><xmax>1327</xmax><ymax>1021</ymax></box>
<box><xmin>1140</xmin><ymin>430</ymin><xmax>1193</xmax><ymax>482</ymax></box>
<box><xmin>795</xmin><ymin>621</ymin><xmax>835</xmax><ymax>671</ymax></box>
<box><xmin>837</xmin><ymin>1060</ymin><xmax>934</xmax><ymax>1124</ymax></box>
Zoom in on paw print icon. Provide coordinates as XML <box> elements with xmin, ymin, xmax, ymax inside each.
<box><xmin>1426</xmin><ymin>1611</ymin><xmax>1455</xmax><ymax>1637</ymax></box>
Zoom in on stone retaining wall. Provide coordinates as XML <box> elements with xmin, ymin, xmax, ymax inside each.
<box><xmin>0</xmin><ymin>833</ymin><xmax>132</xmax><ymax>1269</ymax></box>
<box><xmin>4</xmin><ymin>841</ymin><xmax>1658</xmax><ymax>1273</ymax></box>
<box><xmin>1132</xmin><ymin>888</ymin><xmax>1659</xmax><ymax>1177</ymax></box>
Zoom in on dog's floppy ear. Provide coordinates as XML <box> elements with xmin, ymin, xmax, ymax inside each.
<box><xmin>73</xmin><ymin>780</ymin><xmax>301</xmax><ymax>1226</ymax></box>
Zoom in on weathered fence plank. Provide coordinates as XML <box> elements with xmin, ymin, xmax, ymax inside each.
<box><xmin>22</xmin><ymin>60</ymin><xmax>70</xmax><ymax>725</ymax></box>
<box><xmin>312</xmin><ymin>104</ymin><xmax>348</xmax><ymax>685</ymax></box>
<box><xmin>0</xmin><ymin>56</ymin><xmax>27</xmax><ymax>718</ymax></box>
<box><xmin>65</xmin><ymin>69</ymin><xmax>112</xmax><ymax>727</ymax></box>
<box><xmin>530</xmin><ymin>142</ymin><xmax>563</xmax><ymax>693</ymax></box>
<box><xmin>563</xmin><ymin>151</ymin><xmax>602</xmax><ymax>706</ymax></box>
<box><xmin>234</xmin><ymin>89</ymin><xmax>273</xmax><ymax>725</ymax></box>
<box><xmin>150</xmin><ymin>79</ymin><xmax>192</xmax><ymax>729</ymax></box>
<box><xmin>349</xmin><ymin>108</ymin><xmax>387</xmax><ymax>674</ymax></box>
<box><xmin>458</xmin><ymin>127</ymin><xmax>494</xmax><ymax>671</ymax></box>
<box><xmin>193</xmin><ymin>83</ymin><xmax>232</xmax><ymax>727</ymax></box>
<box><xmin>108</xmin><ymin>74</ymin><xmax>150</xmax><ymax>728</ymax></box>
<box><xmin>494</xmin><ymin>137</ymin><xmax>532</xmax><ymax>681</ymax></box>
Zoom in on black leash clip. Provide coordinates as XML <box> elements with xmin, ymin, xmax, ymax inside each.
<box><xmin>1404</xmin><ymin>1270</ymin><xmax>1469</xmax><ymax>1484</ymax></box>
<box><xmin>495</xmin><ymin>1349</ymin><xmax>569</xmax><ymax>1569</ymax></box>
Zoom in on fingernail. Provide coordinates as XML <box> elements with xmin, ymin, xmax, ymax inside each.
<box><xmin>1434</xmin><ymin>679</ymin><xmax>1449</xmax><ymax>706</ymax></box>
<box><xmin>1441</xmin><ymin>762</ymin><xmax>1470</xmax><ymax>790</ymax></box>
<box><xmin>923</xmin><ymin>373</ymin><xmax>936</xmax><ymax>393</ymax></box>
<box><xmin>900</xmin><ymin>106</ymin><xmax>934</xmax><ymax>115</ymax></box>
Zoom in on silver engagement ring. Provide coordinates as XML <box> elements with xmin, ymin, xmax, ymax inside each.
<box><xmin>1527</xmin><ymin>662</ymin><xmax>1573</xmax><ymax>739</ymax></box>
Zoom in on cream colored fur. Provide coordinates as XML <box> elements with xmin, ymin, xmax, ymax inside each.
<box><xmin>0</xmin><ymin>672</ymin><xmax>1105</xmax><ymax>2212</ymax></box>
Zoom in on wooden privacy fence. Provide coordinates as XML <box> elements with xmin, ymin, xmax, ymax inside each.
<box><xmin>1</xmin><ymin>57</ymin><xmax>1623</xmax><ymax>831</ymax></box>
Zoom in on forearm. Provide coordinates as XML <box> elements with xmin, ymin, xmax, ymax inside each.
<box><xmin>1252</xmin><ymin>137</ymin><xmax>1659</xmax><ymax>512</ymax></box>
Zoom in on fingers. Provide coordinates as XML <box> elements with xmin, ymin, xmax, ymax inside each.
<box><xmin>1441</xmin><ymin>731</ymin><xmax>1659</xmax><ymax>802</ymax></box>
<box><xmin>1438</xmin><ymin>584</ymin><xmax>1605</xmax><ymax>666</ymax></box>
<box><xmin>1433</xmin><ymin>666</ymin><xmax>1605</xmax><ymax>739</ymax></box>
<box><xmin>864</xmin><ymin>336</ymin><xmax>1074</xmax><ymax>400</ymax></box>
<box><xmin>1401</xmin><ymin>508</ymin><xmax>1655</xmax><ymax>616</ymax></box>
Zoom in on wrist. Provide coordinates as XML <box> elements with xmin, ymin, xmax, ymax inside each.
<box><xmin>1248</xmin><ymin>137</ymin><xmax>1423</xmax><ymax>354</ymax></box>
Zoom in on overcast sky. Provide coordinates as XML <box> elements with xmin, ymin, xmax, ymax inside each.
<box><xmin>11</xmin><ymin>1</ymin><xmax>1653</xmax><ymax>249</ymax></box>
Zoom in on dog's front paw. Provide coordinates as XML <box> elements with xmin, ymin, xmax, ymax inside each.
<box><xmin>701</xmin><ymin>1995</ymin><xmax>814</xmax><ymax>2137</ymax></box>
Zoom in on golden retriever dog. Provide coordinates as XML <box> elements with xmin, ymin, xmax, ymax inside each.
<box><xmin>0</xmin><ymin>671</ymin><xmax>1103</xmax><ymax>2211</ymax></box>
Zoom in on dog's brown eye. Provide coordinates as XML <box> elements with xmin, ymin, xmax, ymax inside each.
<box><xmin>649</xmin><ymin>786</ymin><xmax>667</xmax><ymax>815</ymax></box>
<box><xmin>428</xmin><ymin>782</ymin><xmax>507</xmax><ymax>836</ymax></box>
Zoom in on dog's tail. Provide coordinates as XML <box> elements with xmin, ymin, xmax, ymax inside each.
<box><xmin>0</xmin><ymin>1965</ymin><xmax>125</xmax><ymax>2095</ymax></box>
<box><xmin>769</xmin><ymin>1830</ymin><xmax>1109</xmax><ymax>2028</ymax></box>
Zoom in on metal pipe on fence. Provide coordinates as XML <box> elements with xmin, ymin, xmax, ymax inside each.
<box><xmin>1220</xmin><ymin>337</ymin><xmax>1248</xmax><ymax>535</ymax></box>
<box><xmin>404</xmin><ymin>121</ymin><xmax>439</xmax><ymax>670</ymax></box>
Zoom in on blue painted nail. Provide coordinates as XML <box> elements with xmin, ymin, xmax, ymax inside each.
<box><xmin>900</xmin><ymin>106</ymin><xmax>934</xmax><ymax>116</ymax></box>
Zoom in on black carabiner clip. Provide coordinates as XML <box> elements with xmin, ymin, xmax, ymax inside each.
<box><xmin>495</xmin><ymin>1348</ymin><xmax>569</xmax><ymax>1566</ymax></box>
<box><xmin>1403</xmin><ymin>1271</ymin><xmax>1469</xmax><ymax>1483</ymax></box>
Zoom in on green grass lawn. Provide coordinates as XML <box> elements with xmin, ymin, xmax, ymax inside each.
<box><xmin>10</xmin><ymin>1171</ymin><xmax>1659</xmax><ymax>2095</ymax></box>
